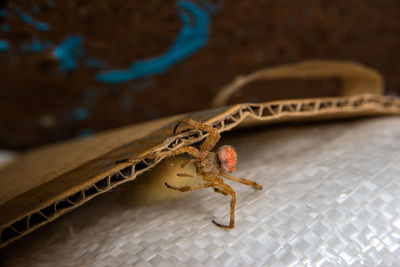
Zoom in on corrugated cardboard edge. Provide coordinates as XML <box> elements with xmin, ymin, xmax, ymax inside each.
<box><xmin>1</xmin><ymin>93</ymin><xmax>400</xmax><ymax>248</ymax></box>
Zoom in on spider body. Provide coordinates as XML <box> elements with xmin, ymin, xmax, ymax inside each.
<box><xmin>217</xmin><ymin>145</ymin><xmax>237</xmax><ymax>173</ymax></box>
<box><xmin>189</xmin><ymin>145</ymin><xmax>236</xmax><ymax>175</ymax></box>
<box><xmin>164</xmin><ymin>118</ymin><xmax>262</xmax><ymax>228</ymax></box>
<box><xmin>194</xmin><ymin>150</ymin><xmax>220</xmax><ymax>174</ymax></box>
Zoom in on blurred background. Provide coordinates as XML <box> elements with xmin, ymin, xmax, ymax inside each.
<box><xmin>0</xmin><ymin>0</ymin><xmax>399</xmax><ymax>150</ymax></box>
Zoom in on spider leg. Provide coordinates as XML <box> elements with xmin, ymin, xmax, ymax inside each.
<box><xmin>173</xmin><ymin>118</ymin><xmax>221</xmax><ymax>152</ymax></box>
<box><xmin>220</xmin><ymin>172</ymin><xmax>263</xmax><ymax>190</ymax></box>
<box><xmin>162</xmin><ymin>146</ymin><xmax>202</xmax><ymax>159</ymax></box>
<box><xmin>115</xmin><ymin>146</ymin><xmax>202</xmax><ymax>166</ymax></box>
<box><xmin>165</xmin><ymin>182</ymin><xmax>220</xmax><ymax>192</ymax></box>
<box><xmin>211</xmin><ymin>183</ymin><xmax>236</xmax><ymax>229</ymax></box>
<box><xmin>176</xmin><ymin>173</ymin><xmax>194</xmax><ymax>178</ymax></box>
<box><xmin>201</xmin><ymin>173</ymin><xmax>236</xmax><ymax>228</ymax></box>
<box><xmin>166</xmin><ymin>172</ymin><xmax>236</xmax><ymax>228</ymax></box>
<box><xmin>214</xmin><ymin>188</ymin><xmax>228</xmax><ymax>195</ymax></box>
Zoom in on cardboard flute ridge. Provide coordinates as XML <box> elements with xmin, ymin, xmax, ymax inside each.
<box><xmin>1</xmin><ymin>93</ymin><xmax>400</xmax><ymax>248</ymax></box>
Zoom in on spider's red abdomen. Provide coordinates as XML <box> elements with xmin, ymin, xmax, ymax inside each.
<box><xmin>217</xmin><ymin>145</ymin><xmax>237</xmax><ymax>173</ymax></box>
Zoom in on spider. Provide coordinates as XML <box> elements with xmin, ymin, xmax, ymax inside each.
<box><xmin>164</xmin><ymin>118</ymin><xmax>263</xmax><ymax>228</ymax></box>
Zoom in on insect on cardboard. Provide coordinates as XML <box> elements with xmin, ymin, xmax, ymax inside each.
<box><xmin>164</xmin><ymin>118</ymin><xmax>263</xmax><ymax>228</ymax></box>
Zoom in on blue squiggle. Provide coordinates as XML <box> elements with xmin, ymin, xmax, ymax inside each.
<box><xmin>20</xmin><ymin>38</ymin><xmax>52</xmax><ymax>52</ymax></box>
<box><xmin>96</xmin><ymin>0</ymin><xmax>210</xmax><ymax>83</ymax></box>
<box><xmin>16</xmin><ymin>8</ymin><xmax>50</xmax><ymax>31</ymax></box>
<box><xmin>0</xmin><ymin>40</ymin><xmax>9</xmax><ymax>52</ymax></box>
<box><xmin>53</xmin><ymin>36</ymin><xmax>84</xmax><ymax>72</ymax></box>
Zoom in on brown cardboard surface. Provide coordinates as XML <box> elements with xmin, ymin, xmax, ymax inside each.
<box><xmin>0</xmin><ymin>61</ymin><xmax>399</xmax><ymax>248</ymax></box>
<box><xmin>0</xmin><ymin>116</ymin><xmax>182</xmax><ymax>206</ymax></box>
<box><xmin>212</xmin><ymin>60</ymin><xmax>383</xmax><ymax>107</ymax></box>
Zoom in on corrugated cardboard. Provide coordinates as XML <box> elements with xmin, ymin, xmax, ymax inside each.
<box><xmin>1</xmin><ymin>61</ymin><xmax>399</xmax><ymax>248</ymax></box>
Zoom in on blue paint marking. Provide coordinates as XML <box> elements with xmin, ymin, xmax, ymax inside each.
<box><xmin>53</xmin><ymin>36</ymin><xmax>84</xmax><ymax>72</ymax></box>
<box><xmin>16</xmin><ymin>8</ymin><xmax>50</xmax><ymax>31</ymax></box>
<box><xmin>73</xmin><ymin>108</ymin><xmax>89</xmax><ymax>121</ymax></box>
<box><xmin>20</xmin><ymin>38</ymin><xmax>52</xmax><ymax>52</ymax></box>
<box><xmin>32</xmin><ymin>39</ymin><xmax>51</xmax><ymax>52</ymax></box>
<box><xmin>0</xmin><ymin>40</ymin><xmax>10</xmax><ymax>52</ymax></box>
<box><xmin>96</xmin><ymin>0</ymin><xmax>210</xmax><ymax>83</ymax></box>
<box><xmin>1</xmin><ymin>24</ymin><xmax>11</xmax><ymax>32</ymax></box>
<box><xmin>85</xmin><ymin>58</ymin><xmax>106</xmax><ymax>69</ymax></box>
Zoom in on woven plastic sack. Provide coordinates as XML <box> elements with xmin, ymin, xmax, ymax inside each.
<box><xmin>2</xmin><ymin>116</ymin><xmax>400</xmax><ymax>266</ymax></box>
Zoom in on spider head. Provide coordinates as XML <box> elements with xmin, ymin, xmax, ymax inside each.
<box><xmin>217</xmin><ymin>145</ymin><xmax>237</xmax><ymax>173</ymax></box>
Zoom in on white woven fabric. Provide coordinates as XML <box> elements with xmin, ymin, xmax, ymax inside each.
<box><xmin>3</xmin><ymin>117</ymin><xmax>400</xmax><ymax>266</ymax></box>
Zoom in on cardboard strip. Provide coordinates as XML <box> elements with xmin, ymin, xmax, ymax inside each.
<box><xmin>0</xmin><ymin>93</ymin><xmax>399</xmax><ymax>247</ymax></box>
<box><xmin>212</xmin><ymin>60</ymin><xmax>384</xmax><ymax>107</ymax></box>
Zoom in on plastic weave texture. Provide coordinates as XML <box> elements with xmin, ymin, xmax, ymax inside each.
<box><xmin>3</xmin><ymin>116</ymin><xmax>400</xmax><ymax>266</ymax></box>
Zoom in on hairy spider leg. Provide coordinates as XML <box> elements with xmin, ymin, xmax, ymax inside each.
<box><xmin>165</xmin><ymin>182</ymin><xmax>221</xmax><ymax>192</ymax></box>
<box><xmin>213</xmin><ymin>188</ymin><xmax>228</xmax><ymax>195</ymax></box>
<box><xmin>173</xmin><ymin>118</ymin><xmax>221</xmax><ymax>152</ymax></box>
<box><xmin>211</xmin><ymin>182</ymin><xmax>236</xmax><ymax>229</ymax></box>
<box><xmin>176</xmin><ymin>173</ymin><xmax>194</xmax><ymax>177</ymax></box>
<box><xmin>202</xmin><ymin>172</ymin><xmax>236</xmax><ymax>228</ymax></box>
<box><xmin>166</xmin><ymin>170</ymin><xmax>236</xmax><ymax>228</ymax></box>
<box><xmin>161</xmin><ymin>146</ymin><xmax>203</xmax><ymax>158</ymax></box>
<box><xmin>220</xmin><ymin>172</ymin><xmax>263</xmax><ymax>190</ymax></box>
